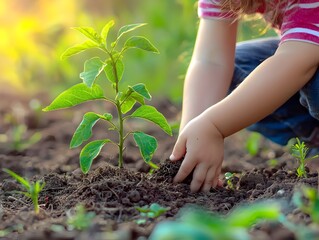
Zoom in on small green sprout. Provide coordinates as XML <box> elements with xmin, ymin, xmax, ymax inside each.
<box><xmin>267</xmin><ymin>158</ymin><xmax>279</xmax><ymax>168</ymax></box>
<box><xmin>291</xmin><ymin>138</ymin><xmax>319</xmax><ymax>178</ymax></box>
<box><xmin>66</xmin><ymin>204</ymin><xmax>96</xmax><ymax>230</ymax></box>
<box><xmin>0</xmin><ymin>224</ymin><xmax>24</xmax><ymax>238</ymax></box>
<box><xmin>149</xmin><ymin>201</ymin><xmax>281</xmax><ymax>240</ymax></box>
<box><xmin>0</xmin><ymin>122</ymin><xmax>41</xmax><ymax>152</ymax></box>
<box><xmin>11</xmin><ymin>124</ymin><xmax>42</xmax><ymax>152</ymax></box>
<box><xmin>2</xmin><ymin>168</ymin><xmax>45</xmax><ymax>214</ymax></box>
<box><xmin>43</xmin><ymin>20</ymin><xmax>172</xmax><ymax>174</ymax></box>
<box><xmin>224</xmin><ymin>172</ymin><xmax>235</xmax><ymax>190</ymax></box>
<box><xmin>245</xmin><ymin>132</ymin><xmax>262</xmax><ymax>156</ymax></box>
<box><xmin>136</xmin><ymin>203</ymin><xmax>170</xmax><ymax>224</ymax></box>
<box><xmin>293</xmin><ymin>186</ymin><xmax>319</xmax><ymax>224</ymax></box>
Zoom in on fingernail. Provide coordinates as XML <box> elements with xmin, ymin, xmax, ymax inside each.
<box><xmin>169</xmin><ymin>154</ymin><xmax>176</xmax><ymax>161</ymax></box>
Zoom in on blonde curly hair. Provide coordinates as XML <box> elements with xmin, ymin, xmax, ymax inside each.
<box><xmin>219</xmin><ymin>0</ymin><xmax>290</xmax><ymax>27</ymax></box>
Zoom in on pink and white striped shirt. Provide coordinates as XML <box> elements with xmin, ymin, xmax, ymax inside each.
<box><xmin>198</xmin><ymin>0</ymin><xmax>319</xmax><ymax>45</ymax></box>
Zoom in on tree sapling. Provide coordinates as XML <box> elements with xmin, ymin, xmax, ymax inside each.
<box><xmin>43</xmin><ymin>20</ymin><xmax>172</xmax><ymax>173</ymax></box>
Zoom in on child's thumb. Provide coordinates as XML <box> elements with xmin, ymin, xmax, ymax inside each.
<box><xmin>169</xmin><ymin>136</ymin><xmax>186</xmax><ymax>161</ymax></box>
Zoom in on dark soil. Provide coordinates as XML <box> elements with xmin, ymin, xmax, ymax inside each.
<box><xmin>1</xmin><ymin>91</ymin><xmax>319</xmax><ymax>240</ymax></box>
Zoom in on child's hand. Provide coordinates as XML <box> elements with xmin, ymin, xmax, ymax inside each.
<box><xmin>170</xmin><ymin>114</ymin><xmax>224</xmax><ymax>192</ymax></box>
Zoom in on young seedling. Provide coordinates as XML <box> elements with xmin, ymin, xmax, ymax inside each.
<box><xmin>136</xmin><ymin>203</ymin><xmax>170</xmax><ymax>225</ymax></box>
<box><xmin>291</xmin><ymin>138</ymin><xmax>319</xmax><ymax>178</ymax></box>
<box><xmin>11</xmin><ymin>124</ymin><xmax>42</xmax><ymax>152</ymax></box>
<box><xmin>0</xmin><ymin>224</ymin><xmax>24</xmax><ymax>238</ymax></box>
<box><xmin>245</xmin><ymin>132</ymin><xmax>262</xmax><ymax>156</ymax></box>
<box><xmin>66</xmin><ymin>204</ymin><xmax>96</xmax><ymax>230</ymax></box>
<box><xmin>2</xmin><ymin>168</ymin><xmax>45</xmax><ymax>214</ymax></box>
<box><xmin>267</xmin><ymin>158</ymin><xmax>279</xmax><ymax>168</ymax></box>
<box><xmin>224</xmin><ymin>172</ymin><xmax>235</xmax><ymax>190</ymax></box>
<box><xmin>293</xmin><ymin>186</ymin><xmax>319</xmax><ymax>224</ymax></box>
<box><xmin>149</xmin><ymin>201</ymin><xmax>281</xmax><ymax>240</ymax></box>
<box><xmin>43</xmin><ymin>20</ymin><xmax>172</xmax><ymax>174</ymax></box>
<box><xmin>2</xmin><ymin>111</ymin><xmax>41</xmax><ymax>152</ymax></box>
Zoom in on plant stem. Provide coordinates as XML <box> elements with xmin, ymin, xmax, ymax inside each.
<box><xmin>108</xmin><ymin>50</ymin><xmax>125</xmax><ymax>168</ymax></box>
<box><xmin>33</xmin><ymin>196</ymin><xmax>40</xmax><ymax>214</ymax></box>
<box><xmin>116</xmin><ymin>100</ymin><xmax>124</xmax><ymax>168</ymax></box>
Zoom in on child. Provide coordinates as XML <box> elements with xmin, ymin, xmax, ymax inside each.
<box><xmin>170</xmin><ymin>0</ymin><xmax>319</xmax><ymax>192</ymax></box>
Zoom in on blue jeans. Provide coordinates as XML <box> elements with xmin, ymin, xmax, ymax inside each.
<box><xmin>231</xmin><ymin>37</ymin><xmax>319</xmax><ymax>146</ymax></box>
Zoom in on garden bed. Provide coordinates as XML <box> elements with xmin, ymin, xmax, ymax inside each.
<box><xmin>1</xmin><ymin>92</ymin><xmax>318</xmax><ymax>240</ymax></box>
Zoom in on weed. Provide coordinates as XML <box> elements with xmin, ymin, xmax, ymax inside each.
<box><xmin>66</xmin><ymin>204</ymin><xmax>96</xmax><ymax>231</ymax></box>
<box><xmin>2</xmin><ymin>168</ymin><xmax>45</xmax><ymax>214</ymax></box>
<box><xmin>43</xmin><ymin>20</ymin><xmax>172</xmax><ymax>174</ymax></box>
<box><xmin>291</xmin><ymin>138</ymin><xmax>319</xmax><ymax>178</ymax></box>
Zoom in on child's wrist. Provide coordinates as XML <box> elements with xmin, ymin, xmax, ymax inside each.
<box><xmin>202</xmin><ymin>111</ymin><xmax>225</xmax><ymax>139</ymax></box>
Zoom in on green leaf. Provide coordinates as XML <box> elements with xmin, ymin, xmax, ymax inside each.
<box><xmin>227</xmin><ymin>201</ymin><xmax>281</xmax><ymax>227</ymax></box>
<box><xmin>71</xmin><ymin>112</ymin><xmax>100</xmax><ymax>148</ymax></box>
<box><xmin>117</xmin><ymin>23</ymin><xmax>147</xmax><ymax>40</ymax></box>
<box><xmin>149</xmin><ymin>203</ymin><xmax>170</xmax><ymax>217</ymax></box>
<box><xmin>224</xmin><ymin>172</ymin><xmax>234</xmax><ymax>180</ymax></box>
<box><xmin>61</xmin><ymin>40</ymin><xmax>99</xmax><ymax>60</ymax></box>
<box><xmin>73</xmin><ymin>27</ymin><xmax>102</xmax><ymax>44</ymax></box>
<box><xmin>133</xmin><ymin>132</ymin><xmax>157</xmax><ymax>163</ymax></box>
<box><xmin>42</xmin><ymin>83</ymin><xmax>105</xmax><ymax>111</ymax></box>
<box><xmin>121</xmin><ymin>97</ymin><xmax>136</xmax><ymax>114</ymax></box>
<box><xmin>70</xmin><ymin>112</ymin><xmax>113</xmax><ymax>148</ymax></box>
<box><xmin>101</xmin><ymin>20</ymin><xmax>115</xmax><ymax>44</ymax></box>
<box><xmin>34</xmin><ymin>181</ymin><xmax>45</xmax><ymax>193</ymax></box>
<box><xmin>3</xmin><ymin>168</ymin><xmax>31</xmax><ymax>190</ymax></box>
<box><xmin>102</xmin><ymin>113</ymin><xmax>113</xmax><ymax>121</ymax></box>
<box><xmin>119</xmin><ymin>86</ymin><xmax>146</xmax><ymax>114</ymax></box>
<box><xmin>104</xmin><ymin>58</ymin><xmax>124</xmax><ymax>84</ymax></box>
<box><xmin>245</xmin><ymin>132</ymin><xmax>261</xmax><ymax>156</ymax></box>
<box><xmin>80</xmin><ymin>57</ymin><xmax>105</xmax><ymax>87</ymax></box>
<box><xmin>124</xmin><ymin>36</ymin><xmax>159</xmax><ymax>53</ymax></box>
<box><xmin>131</xmin><ymin>92</ymin><xmax>145</xmax><ymax>105</ymax></box>
<box><xmin>80</xmin><ymin>140</ymin><xmax>110</xmax><ymax>174</ymax></box>
<box><xmin>130</xmin><ymin>105</ymin><xmax>172</xmax><ymax>135</ymax></box>
<box><xmin>130</xmin><ymin>83</ymin><xmax>151</xmax><ymax>100</ymax></box>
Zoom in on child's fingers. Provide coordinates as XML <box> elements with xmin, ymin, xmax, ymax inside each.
<box><xmin>169</xmin><ymin>135</ymin><xmax>186</xmax><ymax>162</ymax></box>
<box><xmin>201</xmin><ymin>166</ymin><xmax>216</xmax><ymax>192</ymax></box>
<box><xmin>214</xmin><ymin>162</ymin><xmax>222</xmax><ymax>187</ymax></box>
<box><xmin>173</xmin><ymin>154</ymin><xmax>196</xmax><ymax>183</ymax></box>
<box><xmin>190</xmin><ymin>163</ymin><xmax>208</xmax><ymax>192</ymax></box>
<box><xmin>201</xmin><ymin>161</ymin><xmax>222</xmax><ymax>192</ymax></box>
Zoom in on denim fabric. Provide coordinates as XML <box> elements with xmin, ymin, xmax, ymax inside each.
<box><xmin>230</xmin><ymin>37</ymin><xmax>319</xmax><ymax>146</ymax></box>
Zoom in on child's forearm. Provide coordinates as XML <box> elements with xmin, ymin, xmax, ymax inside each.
<box><xmin>205</xmin><ymin>41</ymin><xmax>319</xmax><ymax>138</ymax></box>
<box><xmin>180</xmin><ymin>18</ymin><xmax>237</xmax><ymax>131</ymax></box>
<box><xmin>180</xmin><ymin>61</ymin><xmax>234</xmax><ymax>130</ymax></box>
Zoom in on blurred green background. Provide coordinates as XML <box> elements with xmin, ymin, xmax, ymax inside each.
<box><xmin>0</xmin><ymin>0</ymin><xmax>276</xmax><ymax>102</ymax></box>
